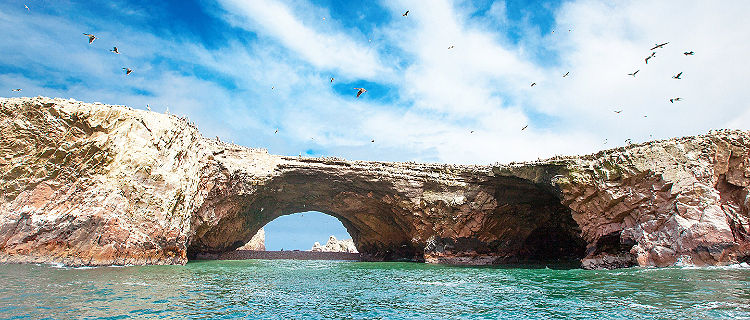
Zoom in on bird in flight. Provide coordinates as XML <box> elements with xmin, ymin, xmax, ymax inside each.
<box><xmin>403</xmin><ymin>10</ymin><xmax>409</xmax><ymax>17</ymax></box>
<box><xmin>650</xmin><ymin>42</ymin><xmax>669</xmax><ymax>50</ymax></box>
<box><xmin>669</xmin><ymin>98</ymin><xmax>682</xmax><ymax>103</ymax></box>
<box><xmin>683</xmin><ymin>51</ymin><xmax>695</xmax><ymax>56</ymax></box>
<box><xmin>83</xmin><ymin>33</ymin><xmax>98</xmax><ymax>44</ymax></box>
<box><xmin>672</xmin><ymin>72</ymin><xmax>682</xmax><ymax>79</ymax></box>
<box><xmin>146</xmin><ymin>104</ymin><xmax>151</xmax><ymax>111</ymax></box>
<box><xmin>371</xmin><ymin>139</ymin><xmax>375</xmax><ymax>143</ymax></box>
<box><xmin>274</xmin><ymin>129</ymin><xmax>278</xmax><ymax>134</ymax></box>
<box><xmin>628</xmin><ymin>70</ymin><xmax>640</xmax><ymax>77</ymax></box>
<box><xmin>11</xmin><ymin>88</ymin><xmax>22</xmax><ymax>92</ymax></box>
<box><xmin>603</xmin><ymin>139</ymin><xmax>608</xmax><ymax>145</ymax></box>
<box><xmin>271</xmin><ymin>86</ymin><xmax>275</xmax><ymax>90</ymax></box>
<box><xmin>470</xmin><ymin>130</ymin><xmax>475</xmax><ymax>133</ymax></box>
<box><xmin>530</xmin><ymin>82</ymin><xmax>536</xmax><ymax>87</ymax></box>
<box><xmin>614</xmin><ymin>110</ymin><xmax>622</xmax><ymax>114</ymax></box>
<box><xmin>448</xmin><ymin>45</ymin><xmax>455</xmax><ymax>49</ymax></box>
<box><xmin>123</xmin><ymin>67</ymin><xmax>132</xmax><ymax>75</ymax></box>
<box><xmin>330</xmin><ymin>77</ymin><xmax>334</xmax><ymax>83</ymax></box>
<box><xmin>354</xmin><ymin>87</ymin><xmax>367</xmax><ymax>98</ymax></box>
<box><xmin>563</xmin><ymin>72</ymin><xmax>570</xmax><ymax>77</ymax></box>
<box><xmin>521</xmin><ymin>125</ymin><xmax>528</xmax><ymax>130</ymax></box>
<box><xmin>645</xmin><ymin>52</ymin><xmax>655</xmax><ymax>64</ymax></box>
<box><xmin>110</xmin><ymin>47</ymin><xmax>120</xmax><ymax>54</ymax></box>
<box><xmin>25</xmin><ymin>4</ymin><xmax>30</xmax><ymax>11</ymax></box>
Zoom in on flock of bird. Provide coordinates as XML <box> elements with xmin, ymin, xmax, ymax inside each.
<box><xmin>9</xmin><ymin>5</ymin><xmax>697</xmax><ymax>147</ymax></box>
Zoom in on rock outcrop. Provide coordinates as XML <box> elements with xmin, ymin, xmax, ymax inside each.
<box><xmin>1</xmin><ymin>97</ymin><xmax>748</xmax><ymax>269</ymax></box>
<box><xmin>237</xmin><ymin>228</ymin><xmax>265</xmax><ymax>251</ymax></box>
<box><xmin>311</xmin><ymin>236</ymin><xmax>358</xmax><ymax>253</ymax></box>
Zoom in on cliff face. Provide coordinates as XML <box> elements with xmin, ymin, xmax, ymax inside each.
<box><xmin>1</xmin><ymin>97</ymin><xmax>748</xmax><ymax>268</ymax></box>
<box><xmin>237</xmin><ymin>228</ymin><xmax>265</xmax><ymax>251</ymax></box>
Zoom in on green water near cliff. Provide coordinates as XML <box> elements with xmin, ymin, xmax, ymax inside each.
<box><xmin>0</xmin><ymin>260</ymin><xmax>748</xmax><ymax>319</ymax></box>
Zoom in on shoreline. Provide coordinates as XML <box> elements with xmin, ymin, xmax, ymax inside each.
<box><xmin>194</xmin><ymin>250</ymin><xmax>362</xmax><ymax>261</ymax></box>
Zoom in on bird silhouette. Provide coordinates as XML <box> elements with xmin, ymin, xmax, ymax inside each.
<box><xmin>645</xmin><ymin>52</ymin><xmax>655</xmax><ymax>64</ymax></box>
<box><xmin>614</xmin><ymin>110</ymin><xmax>622</xmax><ymax>114</ymax></box>
<box><xmin>521</xmin><ymin>125</ymin><xmax>528</xmax><ymax>130</ymax></box>
<box><xmin>530</xmin><ymin>82</ymin><xmax>536</xmax><ymax>87</ymax></box>
<box><xmin>563</xmin><ymin>72</ymin><xmax>570</xmax><ymax>77</ymax></box>
<box><xmin>672</xmin><ymin>72</ymin><xmax>682</xmax><ymax>79</ymax></box>
<box><xmin>25</xmin><ymin>4</ymin><xmax>29</xmax><ymax>11</ymax></box>
<box><xmin>146</xmin><ymin>104</ymin><xmax>151</xmax><ymax>111</ymax></box>
<box><xmin>669</xmin><ymin>98</ymin><xmax>682</xmax><ymax>103</ymax></box>
<box><xmin>650</xmin><ymin>42</ymin><xmax>669</xmax><ymax>50</ymax></box>
<box><xmin>330</xmin><ymin>77</ymin><xmax>334</xmax><ymax>83</ymax></box>
<box><xmin>354</xmin><ymin>87</ymin><xmax>367</xmax><ymax>98</ymax></box>
<box><xmin>11</xmin><ymin>88</ymin><xmax>22</xmax><ymax>92</ymax></box>
<box><xmin>371</xmin><ymin>139</ymin><xmax>375</xmax><ymax>143</ymax></box>
<box><xmin>603</xmin><ymin>139</ymin><xmax>608</xmax><ymax>145</ymax></box>
<box><xmin>271</xmin><ymin>86</ymin><xmax>275</xmax><ymax>90</ymax></box>
<box><xmin>470</xmin><ymin>130</ymin><xmax>474</xmax><ymax>133</ymax></box>
<box><xmin>123</xmin><ymin>67</ymin><xmax>132</xmax><ymax>75</ymax></box>
<box><xmin>83</xmin><ymin>33</ymin><xmax>98</xmax><ymax>44</ymax></box>
<box><xmin>683</xmin><ymin>51</ymin><xmax>695</xmax><ymax>56</ymax></box>
<box><xmin>110</xmin><ymin>47</ymin><xmax>120</xmax><ymax>54</ymax></box>
<box><xmin>275</xmin><ymin>129</ymin><xmax>278</xmax><ymax>134</ymax></box>
<box><xmin>628</xmin><ymin>70</ymin><xmax>640</xmax><ymax>77</ymax></box>
<box><xmin>403</xmin><ymin>10</ymin><xmax>409</xmax><ymax>17</ymax></box>
<box><xmin>448</xmin><ymin>45</ymin><xmax>455</xmax><ymax>49</ymax></box>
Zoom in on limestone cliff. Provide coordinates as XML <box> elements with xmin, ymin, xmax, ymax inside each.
<box><xmin>1</xmin><ymin>97</ymin><xmax>748</xmax><ymax>269</ymax></box>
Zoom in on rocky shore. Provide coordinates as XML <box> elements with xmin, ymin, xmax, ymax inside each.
<box><xmin>1</xmin><ymin>97</ymin><xmax>748</xmax><ymax>269</ymax></box>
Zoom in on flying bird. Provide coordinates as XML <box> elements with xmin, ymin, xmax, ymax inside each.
<box><xmin>123</xmin><ymin>67</ymin><xmax>132</xmax><ymax>75</ymax></box>
<box><xmin>25</xmin><ymin>4</ymin><xmax>29</xmax><ymax>11</ymax></box>
<box><xmin>146</xmin><ymin>104</ymin><xmax>151</xmax><ymax>111</ymax></box>
<box><xmin>354</xmin><ymin>87</ymin><xmax>367</xmax><ymax>98</ymax></box>
<box><xmin>470</xmin><ymin>130</ymin><xmax>475</xmax><ymax>133</ymax></box>
<box><xmin>371</xmin><ymin>139</ymin><xmax>375</xmax><ymax>143</ymax></box>
<box><xmin>110</xmin><ymin>47</ymin><xmax>120</xmax><ymax>54</ymax></box>
<box><xmin>650</xmin><ymin>42</ymin><xmax>669</xmax><ymax>50</ymax></box>
<box><xmin>684</xmin><ymin>51</ymin><xmax>695</xmax><ymax>56</ymax></box>
<box><xmin>530</xmin><ymin>82</ymin><xmax>536</xmax><ymax>87</ymax></box>
<box><xmin>271</xmin><ymin>86</ymin><xmax>275</xmax><ymax>90</ymax></box>
<box><xmin>614</xmin><ymin>110</ymin><xmax>622</xmax><ymax>114</ymax></box>
<box><xmin>83</xmin><ymin>33</ymin><xmax>98</xmax><ymax>44</ymax></box>
<box><xmin>603</xmin><ymin>139</ymin><xmax>608</xmax><ymax>145</ymax></box>
<box><xmin>448</xmin><ymin>45</ymin><xmax>455</xmax><ymax>49</ymax></box>
<box><xmin>628</xmin><ymin>70</ymin><xmax>640</xmax><ymax>77</ymax></box>
<box><xmin>521</xmin><ymin>125</ymin><xmax>528</xmax><ymax>131</ymax></box>
<box><xmin>11</xmin><ymin>88</ymin><xmax>22</xmax><ymax>92</ymax></box>
<box><xmin>563</xmin><ymin>72</ymin><xmax>570</xmax><ymax>77</ymax></box>
<box><xmin>275</xmin><ymin>129</ymin><xmax>278</xmax><ymax>134</ymax></box>
<box><xmin>403</xmin><ymin>10</ymin><xmax>409</xmax><ymax>16</ymax></box>
<box><xmin>330</xmin><ymin>77</ymin><xmax>334</xmax><ymax>83</ymax></box>
<box><xmin>645</xmin><ymin>52</ymin><xmax>655</xmax><ymax>64</ymax></box>
<box><xmin>669</xmin><ymin>98</ymin><xmax>682</xmax><ymax>103</ymax></box>
<box><xmin>672</xmin><ymin>72</ymin><xmax>682</xmax><ymax>79</ymax></box>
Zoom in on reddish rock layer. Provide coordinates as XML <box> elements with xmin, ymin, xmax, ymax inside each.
<box><xmin>1</xmin><ymin>97</ymin><xmax>748</xmax><ymax>268</ymax></box>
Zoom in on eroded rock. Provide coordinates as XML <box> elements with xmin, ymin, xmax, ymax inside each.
<box><xmin>1</xmin><ymin>97</ymin><xmax>748</xmax><ymax>269</ymax></box>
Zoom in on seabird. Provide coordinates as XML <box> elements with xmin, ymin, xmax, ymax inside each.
<box><xmin>645</xmin><ymin>52</ymin><xmax>655</xmax><ymax>64</ymax></box>
<box><xmin>521</xmin><ymin>125</ymin><xmax>528</xmax><ymax>131</ymax></box>
<box><xmin>563</xmin><ymin>72</ymin><xmax>570</xmax><ymax>77</ymax></box>
<box><xmin>403</xmin><ymin>10</ymin><xmax>409</xmax><ymax>17</ymax></box>
<box><xmin>530</xmin><ymin>82</ymin><xmax>536</xmax><ymax>87</ymax></box>
<box><xmin>650</xmin><ymin>42</ymin><xmax>669</xmax><ymax>50</ymax></box>
<box><xmin>614</xmin><ymin>110</ymin><xmax>622</xmax><ymax>114</ymax></box>
<box><xmin>354</xmin><ymin>87</ymin><xmax>367</xmax><ymax>98</ymax></box>
<box><xmin>669</xmin><ymin>98</ymin><xmax>682</xmax><ymax>103</ymax></box>
<box><xmin>110</xmin><ymin>47</ymin><xmax>120</xmax><ymax>54</ymax></box>
<box><xmin>628</xmin><ymin>70</ymin><xmax>639</xmax><ymax>77</ymax></box>
<box><xmin>123</xmin><ymin>67</ymin><xmax>132</xmax><ymax>75</ymax></box>
<box><xmin>330</xmin><ymin>77</ymin><xmax>334</xmax><ymax>83</ymax></box>
<box><xmin>146</xmin><ymin>104</ymin><xmax>151</xmax><ymax>111</ymax></box>
<box><xmin>371</xmin><ymin>139</ymin><xmax>375</xmax><ymax>143</ymax></box>
<box><xmin>683</xmin><ymin>51</ymin><xmax>695</xmax><ymax>56</ymax></box>
<box><xmin>275</xmin><ymin>129</ymin><xmax>278</xmax><ymax>134</ymax></box>
<box><xmin>448</xmin><ymin>45</ymin><xmax>455</xmax><ymax>49</ymax></box>
<box><xmin>25</xmin><ymin>4</ymin><xmax>29</xmax><ymax>11</ymax></box>
<box><xmin>271</xmin><ymin>86</ymin><xmax>275</xmax><ymax>90</ymax></box>
<box><xmin>604</xmin><ymin>139</ymin><xmax>608</xmax><ymax>145</ymax></box>
<box><xmin>83</xmin><ymin>33</ymin><xmax>98</xmax><ymax>44</ymax></box>
<box><xmin>672</xmin><ymin>72</ymin><xmax>682</xmax><ymax>79</ymax></box>
<box><xmin>11</xmin><ymin>88</ymin><xmax>22</xmax><ymax>92</ymax></box>
<box><xmin>470</xmin><ymin>130</ymin><xmax>474</xmax><ymax>133</ymax></box>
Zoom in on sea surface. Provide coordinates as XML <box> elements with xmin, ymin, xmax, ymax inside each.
<box><xmin>0</xmin><ymin>260</ymin><xmax>748</xmax><ymax>319</ymax></box>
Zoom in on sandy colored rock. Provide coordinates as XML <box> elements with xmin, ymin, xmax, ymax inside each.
<box><xmin>237</xmin><ymin>228</ymin><xmax>265</xmax><ymax>251</ymax></box>
<box><xmin>311</xmin><ymin>236</ymin><xmax>358</xmax><ymax>253</ymax></box>
<box><xmin>1</xmin><ymin>97</ymin><xmax>748</xmax><ymax>269</ymax></box>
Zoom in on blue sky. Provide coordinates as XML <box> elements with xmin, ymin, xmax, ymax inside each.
<box><xmin>2</xmin><ymin>0</ymin><xmax>749</xmax><ymax>249</ymax></box>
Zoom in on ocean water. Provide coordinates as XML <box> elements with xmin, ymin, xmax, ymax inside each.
<box><xmin>0</xmin><ymin>260</ymin><xmax>748</xmax><ymax>319</ymax></box>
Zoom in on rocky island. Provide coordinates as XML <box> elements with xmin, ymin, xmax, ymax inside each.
<box><xmin>1</xmin><ymin>97</ymin><xmax>748</xmax><ymax>269</ymax></box>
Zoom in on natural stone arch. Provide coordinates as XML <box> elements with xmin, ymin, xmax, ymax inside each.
<box><xmin>187</xmin><ymin>156</ymin><xmax>587</xmax><ymax>264</ymax></box>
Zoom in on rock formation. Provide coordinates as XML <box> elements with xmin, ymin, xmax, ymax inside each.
<box><xmin>1</xmin><ymin>97</ymin><xmax>748</xmax><ymax>269</ymax></box>
<box><xmin>237</xmin><ymin>228</ymin><xmax>265</xmax><ymax>251</ymax></box>
<box><xmin>311</xmin><ymin>236</ymin><xmax>358</xmax><ymax>253</ymax></box>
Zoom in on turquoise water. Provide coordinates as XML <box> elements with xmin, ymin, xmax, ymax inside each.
<box><xmin>0</xmin><ymin>260</ymin><xmax>748</xmax><ymax>319</ymax></box>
